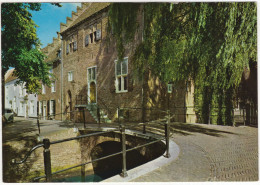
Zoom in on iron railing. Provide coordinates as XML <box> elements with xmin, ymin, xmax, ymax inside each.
<box><xmin>12</xmin><ymin>110</ymin><xmax>172</xmax><ymax>182</ymax></box>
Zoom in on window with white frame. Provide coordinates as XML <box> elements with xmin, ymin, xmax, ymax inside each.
<box><xmin>49</xmin><ymin>68</ymin><xmax>53</xmax><ymax>78</ymax></box>
<box><xmin>39</xmin><ymin>101</ymin><xmax>42</xmax><ymax>115</ymax></box>
<box><xmin>30</xmin><ymin>100</ymin><xmax>34</xmax><ymax>114</ymax></box>
<box><xmin>68</xmin><ymin>71</ymin><xmax>73</xmax><ymax>81</ymax></box>
<box><xmin>51</xmin><ymin>81</ymin><xmax>56</xmax><ymax>92</ymax></box>
<box><xmin>87</xmin><ymin>67</ymin><xmax>96</xmax><ymax>82</ymax></box>
<box><xmin>42</xmin><ymin>84</ymin><xmax>46</xmax><ymax>94</ymax></box>
<box><xmin>115</xmin><ymin>58</ymin><xmax>128</xmax><ymax>93</ymax></box>
<box><xmin>167</xmin><ymin>84</ymin><xmax>173</xmax><ymax>93</ymax></box>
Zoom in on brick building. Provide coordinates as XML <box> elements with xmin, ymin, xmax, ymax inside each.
<box><xmin>38</xmin><ymin>34</ymin><xmax>62</xmax><ymax>120</ymax></box>
<box><xmin>39</xmin><ymin>2</ymin><xmax>196</xmax><ymax>123</ymax></box>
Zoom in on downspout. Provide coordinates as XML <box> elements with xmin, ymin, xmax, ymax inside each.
<box><xmin>60</xmin><ymin>33</ymin><xmax>64</xmax><ymax>121</ymax></box>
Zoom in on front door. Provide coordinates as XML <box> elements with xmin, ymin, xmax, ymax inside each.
<box><xmin>87</xmin><ymin>67</ymin><xmax>97</xmax><ymax>104</ymax></box>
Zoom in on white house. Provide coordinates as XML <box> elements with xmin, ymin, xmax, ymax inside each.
<box><xmin>5</xmin><ymin>68</ymin><xmax>38</xmax><ymax>118</ymax></box>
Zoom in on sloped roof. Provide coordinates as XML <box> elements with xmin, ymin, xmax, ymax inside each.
<box><xmin>5</xmin><ymin>68</ymin><xmax>17</xmax><ymax>83</ymax></box>
<box><xmin>61</xmin><ymin>2</ymin><xmax>110</xmax><ymax>34</ymax></box>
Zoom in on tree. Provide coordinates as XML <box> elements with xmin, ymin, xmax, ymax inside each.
<box><xmin>1</xmin><ymin>3</ymin><xmax>61</xmax><ymax>115</ymax></box>
<box><xmin>108</xmin><ymin>2</ymin><xmax>257</xmax><ymax>125</ymax></box>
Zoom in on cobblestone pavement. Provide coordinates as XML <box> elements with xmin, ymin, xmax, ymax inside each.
<box><xmin>132</xmin><ymin>122</ymin><xmax>258</xmax><ymax>182</ymax></box>
<box><xmin>2</xmin><ymin>118</ymin><xmax>258</xmax><ymax>182</ymax></box>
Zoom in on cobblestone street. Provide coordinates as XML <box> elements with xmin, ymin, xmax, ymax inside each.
<box><xmin>2</xmin><ymin>117</ymin><xmax>258</xmax><ymax>182</ymax></box>
<box><xmin>132</xmin><ymin>122</ymin><xmax>258</xmax><ymax>182</ymax></box>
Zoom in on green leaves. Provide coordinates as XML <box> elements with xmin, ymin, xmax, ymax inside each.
<box><xmin>108</xmin><ymin>2</ymin><xmax>256</xmax><ymax>124</ymax></box>
<box><xmin>1</xmin><ymin>3</ymin><xmax>53</xmax><ymax>93</ymax></box>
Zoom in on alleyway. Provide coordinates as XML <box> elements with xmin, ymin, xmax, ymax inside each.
<box><xmin>2</xmin><ymin>117</ymin><xmax>258</xmax><ymax>182</ymax></box>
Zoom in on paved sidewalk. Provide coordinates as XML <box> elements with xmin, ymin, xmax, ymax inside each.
<box><xmin>132</xmin><ymin>122</ymin><xmax>258</xmax><ymax>181</ymax></box>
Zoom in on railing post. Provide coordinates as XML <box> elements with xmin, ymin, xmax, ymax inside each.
<box><xmin>143</xmin><ymin>122</ymin><xmax>146</xmax><ymax>134</ymax></box>
<box><xmin>37</xmin><ymin>115</ymin><xmax>41</xmax><ymax>135</ymax></box>
<box><xmin>118</xmin><ymin>107</ymin><xmax>120</xmax><ymax>125</ymax></box>
<box><xmin>43</xmin><ymin>138</ymin><xmax>52</xmax><ymax>182</ymax></box>
<box><xmin>81</xmin><ymin>165</ymin><xmax>85</xmax><ymax>182</ymax></box>
<box><xmin>164</xmin><ymin>110</ymin><xmax>170</xmax><ymax>158</ymax></box>
<box><xmin>97</xmin><ymin>107</ymin><xmax>101</xmax><ymax>125</ymax></box>
<box><xmin>83</xmin><ymin>108</ymin><xmax>86</xmax><ymax>129</ymax></box>
<box><xmin>120</xmin><ymin>124</ymin><xmax>128</xmax><ymax>177</ymax></box>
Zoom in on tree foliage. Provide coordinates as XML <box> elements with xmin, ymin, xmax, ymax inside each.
<box><xmin>1</xmin><ymin>3</ymin><xmax>60</xmax><ymax>93</ymax></box>
<box><xmin>108</xmin><ymin>2</ymin><xmax>257</xmax><ymax>125</ymax></box>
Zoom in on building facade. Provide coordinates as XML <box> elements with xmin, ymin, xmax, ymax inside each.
<box><xmin>39</xmin><ymin>2</ymin><xmax>196</xmax><ymax>123</ymax></box>
<box><xmin>38</xmin><ymin>34</ymin><xmax>62</xmax><ymax>120</ymax></box>
<box><xmin>5</xmin><ymin>69</ymin><xmax>38</xmax><ymax>118</ymax></box>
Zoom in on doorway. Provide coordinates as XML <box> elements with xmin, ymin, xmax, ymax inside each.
<box><xmin>87</xmin><ymin>67</ymin><xmax>97</xmax><ymax>104</ymax></box>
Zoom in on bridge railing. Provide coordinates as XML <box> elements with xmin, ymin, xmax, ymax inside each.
<box><xmin>12</xmin><ymin>111</ymin><xmax>171</xmax><ymax>182</ymax></box>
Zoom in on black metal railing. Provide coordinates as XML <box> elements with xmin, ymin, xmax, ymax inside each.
<box><xmin>76</xmin><ymin>95</ymin><xmax>88</xmax><ymax>105</ymax></box>
<box><xmin>12</xmin><ymin>111</ymin><xmax>171</xmax><ymax>182</ymax></box>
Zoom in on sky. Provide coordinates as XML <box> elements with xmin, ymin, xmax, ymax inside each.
<box><xmin>30</xmin><ymin>3</ymin><xmax>81</xmax><ymax>48</ymax></box>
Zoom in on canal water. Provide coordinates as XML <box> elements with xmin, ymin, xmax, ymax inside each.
<box><xmin>54</xmin><ymin>174</ymin><xmax>103</xmax><ymax>182</ymax></box>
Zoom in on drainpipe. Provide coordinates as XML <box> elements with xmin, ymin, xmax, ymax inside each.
<box><xmin>60</xmin><ymin>33</ymin><xmax>64</xmax><ymax>121</ymax></box>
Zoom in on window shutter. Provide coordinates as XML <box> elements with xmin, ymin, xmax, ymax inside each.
<box><xmin>73</xmin><ymin>41</ymin><xmax>77</xmax><ymax>51</ymax></box>
<box><xmin>85</xmin><ymin>35</ymin><xmax>89</xmax><ymax>46</ymax></box>
<box><xmin>66</xmin><ymin>44</ymin><xmax>69</xmax><ymax>54</ymax></box>
<box><xmin>96</xmin><ymin>29</ymin><xmax>101</xmax><ymax>40</ymax></box>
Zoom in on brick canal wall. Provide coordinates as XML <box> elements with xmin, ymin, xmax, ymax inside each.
<box><xmin>5</xmin><ymin>128</ymin><xmax>165</xmax><ymax>182</ymax></box>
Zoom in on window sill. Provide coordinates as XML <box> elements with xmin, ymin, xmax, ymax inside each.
<box><xmin>116</xmin><ymin>90</ymin><xmax>128</xmax><ymax>94</ymax></box>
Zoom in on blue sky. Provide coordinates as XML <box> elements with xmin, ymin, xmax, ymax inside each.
<box><xmin>31</xmin><ymin>3</ymin><xmax>81</xmax><ymax>48</ymax></box>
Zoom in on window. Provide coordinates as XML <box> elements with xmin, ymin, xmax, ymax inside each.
<box><xmin>49</xmin><ymin>68</ymin><xmax>53</xmax><ymax>78</ymax></box>
<box><xmin>67</xmin><ymin>35</ymin><xmax>77</xmax><ymax>54</ymax></box>
<box><xmin>85</xmin><ymin>24</ymin><xmax>101</xmax><ymax>46</ymax></box>
<box><xmin>50</xmin><ymin>100</ymin><xmax>55</xmax><ymax>116</ymax></box>
<box><xmin>51</xmin><ymin>81</ymin><xmax>56</xmax><ymax>92</ymax></box>
<box><xmin>115</xmin><ymin>58</ymin><xmax>128</xmax><ymax>93</ymax></box>
<box><xmin>30</xmin><ymin>100</ymin><xmax>34</xmax><ymax>114</ymax></box>
<box><xmin>68</xmin><ymin>71</ymin><xmax>73</xmax><ymax>81</ymax></box>
<box><xmin>42</xmin><ymin>84</ymin><xmax>46</xmax><ymax>94</ymax></box>
<box><xmin>168</xmin><ymin>84</ymin><xmax>173</xmax><ymax>93</ymax></box>
<box><xmin>39</xmin><ymin>101</ymin><xmax>42</xmax><ymax>115</ymax></box>
<box><xmin>88</xmin><ymin>67</ymin><xmax>96</xmax><ymax>81</ymax></box>
<box><xmin>90</xmin><ymin>33</ymin><xmax>94</xmax><ymax>43</ymax></box>
<box><xmin>58</xmin><ymin>49</ymin><xmax>61</xmax><ymax>58</ymax></box>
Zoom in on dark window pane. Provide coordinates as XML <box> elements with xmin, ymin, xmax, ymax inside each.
<box><xmin>88</xmin><ymin>69</ymin><xmax>91</xmax><ymax>81</ymax></box>
<box><xmin>122</xmin><ymin>58</ymin><xmax>128</xmax><ymax>75</ymax></box>
<box><xmin>124</xmin><ymin>76</ymin><xmax>128</xmax><ymax>91</ymax></box>
<box><xmin>116</xmin><ymin>61</ymin><xmax>121</xmax><ymax>75</ymax></box>
<box><xmin>118</xmin><ymin>77</ymin><xmax>121</xmax><ymax>91</ymax></box>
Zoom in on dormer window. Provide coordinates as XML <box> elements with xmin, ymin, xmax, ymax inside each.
<box><xmin>67</xmin><ymin>34</ymin><xmax>77</xmax><ymax>54</ymax></box>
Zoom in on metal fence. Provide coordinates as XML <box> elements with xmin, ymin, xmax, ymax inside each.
<box><xmin>12</xmin><ymin>109</ymin><xmax>171</xmax><ymax>182</ymax></box>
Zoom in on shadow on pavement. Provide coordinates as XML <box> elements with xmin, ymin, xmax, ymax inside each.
<box><xmin>2</xmin><ymin>136</ymin><xmax>41</xmax><ymax>182</ymax></box>
<box><xmin>170</xmin><ymin>122</ymin><xmax>236</xmax><ymax>137</ymax></box>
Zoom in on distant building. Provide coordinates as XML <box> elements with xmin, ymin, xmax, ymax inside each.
<box><xmin>4</xmin><ymin>68</ymin><xmax>38</xmax><ymax>118</ymax></box>
<box><xmin>38</xmin><ymin>33</ymin><xmax>62</xmax><ymax>120</ymax></box>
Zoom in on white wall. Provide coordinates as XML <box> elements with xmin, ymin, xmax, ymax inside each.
<box><xmin>5</xmin><ymin>79</ymin><xmax>38</xmax><ymax>118</ymax></box>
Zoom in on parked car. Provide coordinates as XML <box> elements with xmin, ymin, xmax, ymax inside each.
<box><xmin>4</xmin><ymin>108</ymin><xmax>14</xmax><ymax>123</ymax></box>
